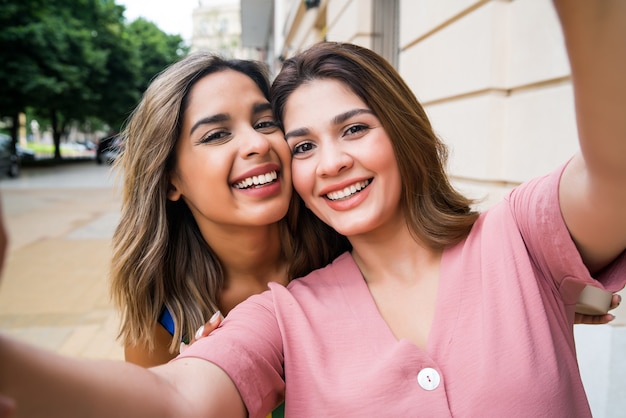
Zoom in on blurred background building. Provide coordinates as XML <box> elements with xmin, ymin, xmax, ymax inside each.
<box><xmin>190</xmin><ymin>0</ymin><xmax>266</xmax><ymax>60</ymax></box>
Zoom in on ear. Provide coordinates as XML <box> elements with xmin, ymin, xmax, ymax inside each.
<box><xmin>167</xmin><ymin>174</ymin><xmax>182</xmax><ymax>201</ymax></box>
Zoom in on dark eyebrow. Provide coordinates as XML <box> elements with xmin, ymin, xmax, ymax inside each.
<box><xmin>284</xmin><ymin>127</ymin><xmax>310</xmax><ymax>141</ymax></box>
<box><xmin>189</xmin><ymin>102</ymin><xmax>272</xmax><ymax>136</ymax></box>
<box><xmin>189</xmin><ymin>113</ymin><xmax>229</xmax><ymax>136</ymax></box>
<box><xmin>252</xmin><ymin>102</ymin><xmax>272</xmax><ymax>115</ymax></box>
<box><xmin>284</xmin><ymin>108</ymin><xmax>374</xmax><ymax>141</ymax></box>
<box><xmin>332</xmin><ymin>108</ymin><xmax>374</xmax><ymax>125</ymax></box>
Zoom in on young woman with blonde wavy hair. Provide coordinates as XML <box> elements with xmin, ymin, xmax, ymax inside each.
<box><xmin>109</xmin><ymin>53</ymin><xmax>347</xmax><ymax>369</ymax></box>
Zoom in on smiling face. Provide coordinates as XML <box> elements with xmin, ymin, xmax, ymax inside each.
<box><xmin>284</xmin><ymin>78</ymin><xmax>404</xmax><ymax>238</ymax></box>
<box><xmin>168</xmin><ymin>69</ymin><xmax>292</xmax><ymax>233</ymax></box>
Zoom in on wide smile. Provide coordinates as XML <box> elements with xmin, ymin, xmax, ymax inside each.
<box><xmin>325</xmin><ymin>179</ymin><xmax>371</xmax><ymax>201</ymax></box>
<box><xmin>233</xmin><ymin>170</ymin><xmax>279</xmax><ymax>189</ymax></box>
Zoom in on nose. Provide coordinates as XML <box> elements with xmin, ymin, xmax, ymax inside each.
<box><xmin>239</xmin><ymin>129</ymin><xmax>272</xmax><ymax>158</ymax></box>
<box><xmin>316</xmin><ymin>140</ymin><xmax>353</xmax><ymax>177</ymax></box>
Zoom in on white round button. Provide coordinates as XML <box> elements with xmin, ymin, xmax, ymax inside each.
<box><xmin>417</xmin><ymin>367</ymin><xmax>440</xmax><ymax>391</ymax></box>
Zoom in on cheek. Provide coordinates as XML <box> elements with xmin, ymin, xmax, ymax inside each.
<box><xmin>275</xmin><ymin>140</ymin><xmax>293</xmax><ymax>171</ymax></box>
<box><xmin>291</xmin><ymin>160</ymin><xmax>313</xmax><ymax>198</ymax></box>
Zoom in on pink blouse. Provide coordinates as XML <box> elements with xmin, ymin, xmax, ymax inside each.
<box><xmin>179</xmin><ymin>164</ymin><xmax>625</xmax><ymax>417</ymax></box>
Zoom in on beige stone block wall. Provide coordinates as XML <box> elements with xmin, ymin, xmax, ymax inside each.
<box><xmin>400</xmin><ymin>3</ymin><xmax>509</xmax><ymax>103</ymax></box>
<box><xmin>399</xmin><ymin>0</ymin><xmax>578</xmax><ymax>198</ymax></box>
<box><xmin>426</xmin><ymin>93</ymin><xmax>507</xmax><ymax>183</ymax></box>
<box><xmin>279</xmin><ymin>0</ymin><xmax>325</xmax><ymax>56</ymax></box>
<box><xmin>507</xmin><ymin>0</ymin><xmax>570</xmax><ymax>86</ymax></box>
<box><xmin>503</xmin><ymin>83</ymin><xmax>578</xmax><ymax>181</ymax></box>
<box><xmin>326</xmin><ymin>0</ymin><xmax>373</xmax><ymax>47</ymax></box>
<box><xmin>291</xmin><ymin>9</ymin><xmax>324</xmax><ymax>52</ymax></box>
<box><xmin>399</xmin><ymin>0</ymin><xmax>481</xmax><ymax>46</ymax></box>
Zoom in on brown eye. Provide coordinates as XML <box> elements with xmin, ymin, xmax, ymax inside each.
<box><xmin>292</xmin><ymin>141</ymin><xmax>315</xmax><ymax>156</ymax></box>
<box><xmin>199</xmin><ymin>130</ymin><xmax>230</xmax><ymax>144</ymax></box>
<box><xmin>343</xmin><ymin>124</ymin><xmax>369</xmax><ymax>137</ymax></box>
<box><xmin>255</xmin><ymin>120</ymin><xmax>279</xmax><ymax>131</ymax></box>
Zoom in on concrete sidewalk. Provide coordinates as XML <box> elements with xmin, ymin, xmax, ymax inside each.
<box><xmin>0</xmin><ymin>176</ymin><xmax>124</xmax><ymax>360</ymax></box>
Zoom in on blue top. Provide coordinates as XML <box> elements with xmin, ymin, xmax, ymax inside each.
<box><xmin>158</xmin><ymin>307</ymin><xmax>189</xmax><ymax>343</ymax></box>
<box><xmin>158</xmin><ymin>307</ymin><xmax>176</xmax><ymax>335</ymax></box>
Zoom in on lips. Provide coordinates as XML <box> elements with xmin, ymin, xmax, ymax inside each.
<box><xmin>233</xmin><ymin>170</ymin><xmax>278</xmax><ymax>189</ymax></box>
<box><xmin>325</xmin><ymin>179</ymin><xmax>371</xmax><ymax>201</ymax></box>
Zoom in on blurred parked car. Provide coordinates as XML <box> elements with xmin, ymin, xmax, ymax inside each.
<box><xmin>17</xmin><ymin>143</ymin><xmax>36</xmax><ymax>162</ymax></box>
<box><xmin>0</xmin><ymin>133</ymin><xmax>35</xmax><ymax>178</ymax></box>
<box><xmin>96</xmin><ymin>134</ymin><xmax>123</xmax><ymax>164</ymax></box>
<box><xmin>77</xmin><ymin>139</ymin><xmax>97</xmax><ymax>151</ymax></box>
<box><xmin>0</xmin><ymin>134</ymin><xmax>20</xmax><ymax>178</ymax></box>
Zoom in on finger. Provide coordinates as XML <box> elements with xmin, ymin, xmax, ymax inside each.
<box><xmin>190</xmin><ymin>311</ymin><xmax>224</xmax><ymax>345</ymax></box>
<box><xmin>200</xmin><ymin>311</ymin><xmax>224</xmax><ymax>338</ymax></box>
<box><xmin>609</xmin><ymin>293</ymin><xmax>622</xmax><ymax>310</ymax></box>
<box><xmin>574</xmin><ymin>313</ymin><xmax>615</xmax><ymax>325</ymax></box>
<box><xmin>184</xmin><ymin>324</ymin><xmax>208</xmax><ymax>348</ymax></box>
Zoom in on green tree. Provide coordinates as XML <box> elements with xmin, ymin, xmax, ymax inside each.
<box><xmin>0</xmin><ymin>0</ymin><xmax>110</xmax><ymax>159</ymax></box>
<box><xmin>0</xmin><ymin>0</ymin><xmax>187</xmax><ymax>160</ymax></box>
<box><xmin>38</xmin><ymin>0</ymin><xmax>111</xmax><ymax>159</ymax></box>
<box><xmin>0</xmin><ymin>0</ymin><xmax>50</xmax><ymax>154</ymax></box>
<box><xmin>127</xmin><ymin>18</ymin><xmax>188</xmax><ymax>94</ymax></box>
<box><xmin>89</xmin><ymin>0</ymin><xmax>143</xmax><ymax>133</ymax></box>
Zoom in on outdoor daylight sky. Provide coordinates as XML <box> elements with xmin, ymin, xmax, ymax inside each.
<box><xmin>116</xmin><ymin>0</ymin><xmax>199</xmax><ymax>42</ymax></box>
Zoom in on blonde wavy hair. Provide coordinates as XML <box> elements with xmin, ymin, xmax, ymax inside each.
<box><xmin>110</xmin><ymin>52</ymin><xmax>293</xmax><ymax>353</ymax></box>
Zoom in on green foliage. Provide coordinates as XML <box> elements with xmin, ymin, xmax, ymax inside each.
<box><xmin>127</xmin><ymin>18</ymin><xmax>189</xmax><ymax>94</ymax></box>
<box><xmin>0</xmin><ymin>0</ymin><xmax>189</xmax><ymax>157</ymax></box>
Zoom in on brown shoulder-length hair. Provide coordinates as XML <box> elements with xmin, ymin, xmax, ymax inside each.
<box><xmin>110</xmin><ymin>52</ymin><xmax>294</xmax><ymax>353</ymax></box>
<box><xmin>272</xmin><ymin>42</ymin><xmax>478</xmax><ymax>255</ymax></box>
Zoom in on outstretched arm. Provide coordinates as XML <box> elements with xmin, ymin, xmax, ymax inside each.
<box><xmin>0</xmin><ymin>334</ymin><xmax>245</xmax><ymax>418</ymax></box>
<box><xmin>0</xmin><ymin>195</ymin><xmax>245</xmax><ymax>417</ymax></box>
<box><xmin>556</xmin><ymin>0</ymin><xmax>626</xmax><ymax>273</ymax></box>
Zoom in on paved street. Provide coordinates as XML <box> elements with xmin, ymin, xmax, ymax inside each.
<box><xmin>0</xmin><ymin>160</ymin><xmax>124</xmax><ymax>360</ymax></box>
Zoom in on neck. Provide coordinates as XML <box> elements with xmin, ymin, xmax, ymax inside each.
<box><xmin>202</xmin><ymin>222</ymin><xmax>288</xmax><ymax>285</ymax></box>
<box><xmin>201</xmin><ymin>222</ymin><xmax>289</xmax><ymax>315</ymax></box>
<box><xmin>349</xmin><ymin>224</ymin><xmax>441</xmax><ymax>285</ymax></box>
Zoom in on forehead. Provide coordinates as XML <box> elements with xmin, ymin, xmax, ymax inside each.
<box><xmin>284</xmin><ymin>79</ymin><xmax>366</xmax><ymax>128</ymax></box>
<box><xmin>185</xmin><ymin>69</ymin><xmax>266</xmax><ymax>115</ymax></box>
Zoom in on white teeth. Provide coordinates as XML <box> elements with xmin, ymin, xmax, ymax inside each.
<box><xmin>326</xmin><ymin>180</ymin><xmax>370</xmax><ymax>201</ymax></box>
<box><xmin>234</xmin><ymin>171</ymin><xmax>278</xmax><ymax>189</ymax></box>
